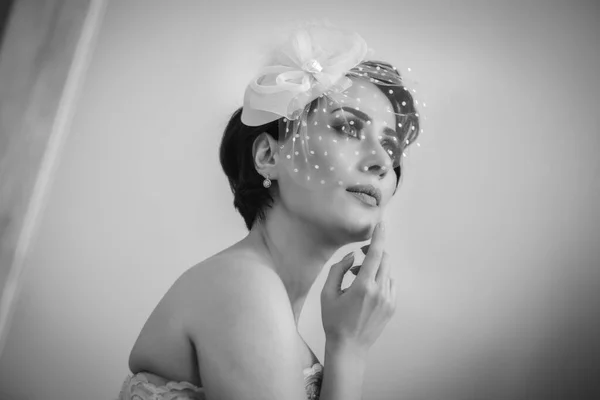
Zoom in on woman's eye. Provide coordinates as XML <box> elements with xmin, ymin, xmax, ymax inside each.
<box><xmin>331</xmin><ymin>118</ymin><xmax>362</xmax><ymax>139</ymax></box>
<box><xmin>381</xmin><ymin>138</ymin><xmax>401</xmax><ymax>162</ymax></box>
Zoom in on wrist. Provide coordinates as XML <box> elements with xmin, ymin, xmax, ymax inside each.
<box><xmin>325</xmin><ymin>338</ymin><xmax>368</xmax><ymax>364</ymax></box>
<box><xmin>321</xmin><ymin>339</ymin><xmax>367</xmax><ymax>400</ymax></box>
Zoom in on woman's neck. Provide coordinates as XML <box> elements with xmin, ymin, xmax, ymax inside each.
<box><xmin>241</xmin><ymin>205</ymin><xmax>341</xmax><ymax>326</ymax></box>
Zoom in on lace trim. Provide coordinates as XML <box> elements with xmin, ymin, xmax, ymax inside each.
<box><xmin>119</xmin><ymin>362</ymin><xmax>323</xmax><ymax>400</ymax></box>
<box><xmin>303</xmin><ymin>363</ymin><xmax>323</xmax><ymax>400</ymax></box>
<box><xmin>118</xmin><ymin>372</ymin><xmax>205</xmax><ymax>400</ymax></box>
<box><xmin>303</xmin><ymin>362</ymin><xmax>323</xmax><ymax>378</ymax></box>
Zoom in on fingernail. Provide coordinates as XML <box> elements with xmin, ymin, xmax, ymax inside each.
<box><xmin>342</xmin><ymin>252</ymin><xmax>354</xmax><ymax>261</ymax></box>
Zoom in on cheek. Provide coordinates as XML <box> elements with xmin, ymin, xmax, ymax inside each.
<box><xmin>305</xmin><ymin>133</ymin><xmax>361</xmax><ymax>175</ymax></box>
<box><xmin>278</xmin><ymin>179</ymin><xmax>341</xmax><ymax>218</ymax></box>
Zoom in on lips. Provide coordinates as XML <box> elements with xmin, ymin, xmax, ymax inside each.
<box><xmin>346</xmin><ymin>184</ymin><xmax>381</xmax><ymax>206</ymax></box>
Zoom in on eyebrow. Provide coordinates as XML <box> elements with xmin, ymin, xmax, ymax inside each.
<box><xmin>332</xmin><ymin>107</ymin><xmax>399</xmax><ymax>139</ymax></box>
<box><xmin>331</xmin><ymin>107</ymin><xmax>371</xmax><ymax>122</ymax></box>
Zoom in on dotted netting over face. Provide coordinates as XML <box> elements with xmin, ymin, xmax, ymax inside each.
<box><xmin>276</xmin><ymin>61</ymin><xmax>423</xmax><ymax>190</ymax></box>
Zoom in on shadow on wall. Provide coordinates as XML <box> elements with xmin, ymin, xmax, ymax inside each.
<box><xmin>0</xmin><ymin>0</ymin><xmax>14</xmax><ymax>52</ymax></box>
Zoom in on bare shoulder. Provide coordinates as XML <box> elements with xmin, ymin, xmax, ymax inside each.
<box><xmin>175</xmin><ymin>252</ymin><xmax>308</xmax><ymax>399</ymax></box>
<box><xmin>173</xmin><ymin>251</ymin><xmax>293</xmax><ymax>329</ymax></box>
<box><xmin>128</xmin><ymin>250</ymin><xmax>298</xmax><ymax>385</ymax></box>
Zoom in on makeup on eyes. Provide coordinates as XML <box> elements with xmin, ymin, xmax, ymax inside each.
<box><xmin>331</xmin><ymin>107</ymin><xmax>372</xmax><ymax>122</ymax></box>
<box><xmin>329</xmin><ymin>107</ymin><xmax>403</xmax><ymax>158</ymax></box>
<box><xmin>330</xmin><ymin>107</ymin><xmax>397</xmax><ymax>136</ymax></box>
<box><xmin>331</xmin><ymin>115</ymin><xmax>362</xmax><ymax>138</ymax></box>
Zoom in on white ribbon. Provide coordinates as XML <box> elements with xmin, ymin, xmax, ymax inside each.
<box><xmin>241</xmin><ymin>26</ymin><xmax>368</xmax><ymax>126</ymax></box>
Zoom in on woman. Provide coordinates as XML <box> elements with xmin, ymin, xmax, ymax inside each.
<box><xmin>118</xmin><ymin>24</ymin><xmax>420</xmax><ymax>400</ymax></box>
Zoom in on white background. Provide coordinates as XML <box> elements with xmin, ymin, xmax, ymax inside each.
<box><xmin>1</xmin><ymin>0</ymin><xmax>599</xmax><ymax>399</ymax></box>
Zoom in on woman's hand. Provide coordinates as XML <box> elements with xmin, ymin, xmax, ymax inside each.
<box><xmin>320</xmin><ymin>222</ymin><xmax>397</xmax><ymax>357</ymax></box>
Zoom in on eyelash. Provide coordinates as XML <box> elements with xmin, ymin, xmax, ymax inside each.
<box><xmin>331</xmin><ymin>115</ymin><xmax>402</xmax><ymax>160</ymax></box>
<box><xmin>331</xmin><ymin>117</ymin><xmax>363</xmax><ymax>139</ymax></box>
<box><xmin>381</xmin><ymin>138</ymin><xmax>402</xmax><ymax>160</ymax></box>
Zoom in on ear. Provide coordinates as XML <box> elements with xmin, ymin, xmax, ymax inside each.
<box><xmin>252</xmin><ymin>132</ymin><xmax>279</xmax><ymax>179</ymax></box>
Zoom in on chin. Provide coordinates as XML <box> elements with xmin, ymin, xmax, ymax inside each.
<box><xmin>306</xmin><ymin>191</ymin><xmax>385</xmax><ymax>244</ymax></box>
<box><xmin>346</xmin><ymin>218</ymin><xmax>378</xmax><ymax>240</ymax></box>
<box><xmin>324</xmin><ymin>211</ymin><xmax>379</xmax><ymax>244</ymax></box>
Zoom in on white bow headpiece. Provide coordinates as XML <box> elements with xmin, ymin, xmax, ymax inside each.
<box><xmin>241</xmin><ymin>26</ymin><xmax>369</xmax><ymax>126</ymax></box>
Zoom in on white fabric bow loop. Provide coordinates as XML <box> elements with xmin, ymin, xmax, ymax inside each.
<box><xmin>241</xmin><ymin>26</ymin><xmax>369</xmax><ymax>126</ymax></box>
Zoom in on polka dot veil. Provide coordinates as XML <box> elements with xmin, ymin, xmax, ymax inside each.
<box><xmin>241</xmin><ymin>24</ymin><xmax>424</xmax><ymax>190</ymax></box>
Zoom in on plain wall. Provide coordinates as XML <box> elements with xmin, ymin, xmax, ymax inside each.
<box><xmin>1</xmin><ymin>0</ymin><xmax>599</xmax><ymax>399</ymax></box>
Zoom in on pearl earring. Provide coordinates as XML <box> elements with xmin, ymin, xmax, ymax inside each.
<box><xmin>263</xmin><ymin>174</ymin><xmax>272</xmax><ymax>188</ymax></box>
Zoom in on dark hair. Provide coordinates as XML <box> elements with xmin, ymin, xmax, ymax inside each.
<box><xmin>220</xmin><ymin>61</ymin><xmax>420</xmax><ymax>230</ymax></box>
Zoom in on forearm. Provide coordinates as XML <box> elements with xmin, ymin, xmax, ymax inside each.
<box><xmin>319</xmin><ymin>341</ymin><xmax>367</xmax><ymax>400</ymax></box>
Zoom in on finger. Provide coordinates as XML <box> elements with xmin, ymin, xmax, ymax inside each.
<box><xmin>323</xmin><ymin>253</ymin><xmax>354</xmax><ymax>295</ymax></box>
<box><xmin>357</xmin><ymin>222</ymin><xmax>386</xmax><ymax>283</ymax></box>
<box><xmin>390</xmin><ymin>277</ymin><xmax>397</xmax><ymax>305</ymax></box>
<box><xmin>375</xmin><ymin>252</ymin><xmax>391</xmax><ymax>285</ymax></box>
<box><xmin>382</xmin><ymin>276</ymin><xmax>390</xmax><ymax>298</ymax></box>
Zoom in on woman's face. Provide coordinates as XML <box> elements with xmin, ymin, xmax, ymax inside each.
<box><xmin>275</xmin><ymin>78</ymin><xmax>400</xmax><ymax>242</ymax></box>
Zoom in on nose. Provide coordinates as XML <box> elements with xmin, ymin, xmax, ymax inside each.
<box><xmin>360</xmin><ymin>138</ymin><xmax>393</xmax><ymax>179</ymax></box>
